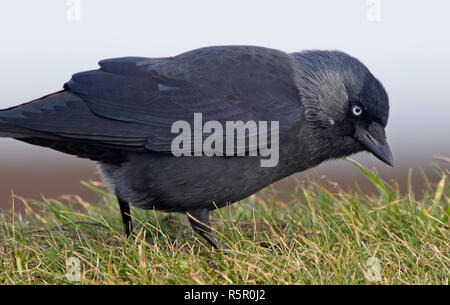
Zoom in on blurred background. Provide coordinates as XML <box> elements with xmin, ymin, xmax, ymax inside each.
<box><xmin>0</xmin><ymin>0</ymin><xmax>449</xmax><ymax>210</ymax></box>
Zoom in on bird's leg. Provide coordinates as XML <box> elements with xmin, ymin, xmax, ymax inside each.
<box><xmin>187</xmin><ymin>208</ymin><xmax>229</xmax><ymax>252</ymax></box>
<box><xmin>117</xmin><ymin>197</ymin><xmax>133</xmax><ymax>237</ymax></box>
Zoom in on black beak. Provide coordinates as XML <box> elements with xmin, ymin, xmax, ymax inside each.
<box><xmin>356</xmin><ymin>125</ymin><xmax>393</xmax><ymax>166</ymax></box>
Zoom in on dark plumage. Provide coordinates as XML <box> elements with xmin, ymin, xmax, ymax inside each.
<box><xmin>0</xmin><ymin>46</ymin><xmax>392</xmax><ymax>248</ymax></box>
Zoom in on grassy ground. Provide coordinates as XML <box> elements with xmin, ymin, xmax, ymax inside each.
<box><xmin>0</xmin><ymin>158</ymin><xmax>448</xmax><ymax>285</ymax></box>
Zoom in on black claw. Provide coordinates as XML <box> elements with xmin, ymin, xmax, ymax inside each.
<box><xmin>187</xmin><ymin>208</ymin><xmax>229</xmax><ymax>253</ymax></box>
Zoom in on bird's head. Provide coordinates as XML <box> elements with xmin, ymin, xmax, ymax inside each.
<box><xmin>292</xmin><ymin>50</ymin><xmax>393</xmax><ymax>166</ymax></box>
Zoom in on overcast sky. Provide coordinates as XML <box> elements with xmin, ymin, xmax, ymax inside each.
<box><xmin>0</xmin><ymin>0</ymin><xmax>449</xmax><ymax>170</ymax></box>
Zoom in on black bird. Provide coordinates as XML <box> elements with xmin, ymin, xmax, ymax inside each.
<box><xmin>0</xmin><ymin>46</ymin><xmax>392</xmax><ymax>249</ymax></box>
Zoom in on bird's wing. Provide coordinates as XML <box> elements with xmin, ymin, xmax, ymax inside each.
<box><xmin>3</xmin><ymin>46</ymin><xmax>303</xmax><ymax>154</ymax></box>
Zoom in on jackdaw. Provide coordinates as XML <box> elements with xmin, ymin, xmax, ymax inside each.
<box><xmin>0</xmin><ymin>46</ymin><xmax>392</xmax><ymax>249</ymax></box>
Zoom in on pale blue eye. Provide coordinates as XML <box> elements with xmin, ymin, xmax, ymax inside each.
<box><xmin>352</xmin><ymin>105</ymin><xmax>363</xmax><ymax>116</ymax></box>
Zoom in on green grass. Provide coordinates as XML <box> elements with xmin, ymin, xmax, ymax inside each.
<box><xmin>0</xmin><ymin>159</ymin><xmax>448</xmax><ymax>284</ymax></box>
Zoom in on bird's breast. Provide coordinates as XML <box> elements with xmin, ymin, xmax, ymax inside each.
<box><xmin>96</xmin><ymin>151</ymin><xmax>298</xmax><ymax>212</ymax></box>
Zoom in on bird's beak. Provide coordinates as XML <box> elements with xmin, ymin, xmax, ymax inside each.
<box><xmin>356</xmin><ymin>124</ymin><xmax>393</xmax><ymax>166</ymax></box>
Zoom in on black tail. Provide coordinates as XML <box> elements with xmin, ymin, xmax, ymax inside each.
<box><xmin>0</xmin><ymin>91</ymin><xmax>127</xmax><ymax>164</ymax></box>
<box><xmin>0</xmin><ymin>90</ymin><xmax>66</xmax><ymax>138</ymax></box>
<box><xmin>0</xmin><ymin>125</ymin><xmax>35</xmax><ymax>138</ymax></box>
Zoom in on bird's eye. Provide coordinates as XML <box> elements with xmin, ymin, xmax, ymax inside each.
<box><xmin>352</xmin><ymin>105</ymin><xmax>363</xmax><ymax>117</ymax></box>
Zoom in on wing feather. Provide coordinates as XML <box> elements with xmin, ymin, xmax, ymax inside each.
<box><xmin>1</xmin><ymin>46</ymin><xmax>303</xmax><ymax>157</ymax></box>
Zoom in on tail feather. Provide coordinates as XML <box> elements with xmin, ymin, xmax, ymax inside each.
<box><xmin>0</xmin><ymin>117</ymin><xmax>41</xmax><ymax>138</ymax></box>
<box><xmin>0</xmin><ymin>127</ymin><xmax>35</xmax><ymax>138</ymax></box>
<box><xmin>0</xmin><ymin>125</ymin><xmax>58</xmax><ymax>138</ymax></box>
<box><xmin>0</xmin><ymin>90</ymin><xmax>128</xmax><ymax>163</ymax></box>
<box><xmin>0</xmin><ymin>90</ymin><xmax>67</xmax><ymax>138</ymax></box>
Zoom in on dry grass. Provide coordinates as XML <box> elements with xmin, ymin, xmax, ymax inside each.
<box><xmin>0</xmin><ymin>159</ymin><xmax>448</xmax><ymax>284</ymax></box>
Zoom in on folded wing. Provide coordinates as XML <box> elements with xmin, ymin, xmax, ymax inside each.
<box><xmin>0</xmin><ymin>46</ymin><xmax>303</xmax><ymax>160</ymax></box>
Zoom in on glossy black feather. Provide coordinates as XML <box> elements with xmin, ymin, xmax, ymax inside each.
<box><xmin>0</xmin><ymin>46</ymin><xmax>303</xmax><ymax>161</ymax></box>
